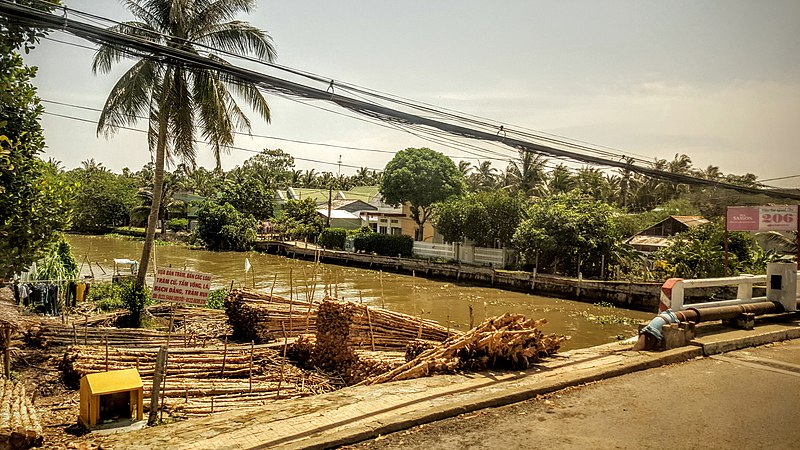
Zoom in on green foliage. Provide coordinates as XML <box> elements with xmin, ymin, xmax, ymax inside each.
<box><xmin>272</xmin><ymin>198</ymin><xmax>324</xmax><ymax>241</ymax></box>
<box><xmin>167</xmin><ymin>218</ymin><xmax>189</xmax><ymax>232</ymax></box>
<box><xmin>88</xmin><ymin>282</ymin><xmax>125</xmax><ymax>312</ymax></box>
<box><xmin>0</xmin><ymin>48</ymin><xmax>71</xmax><ymax>279</ymax></box>
<box><xmin>653</xmin><ymin>222</ymin><xmax>765</xmax><ymax>278</ymax></box>
<box><xmin>240</xmin><ymin>148</ymin><xmax>296</xmax><ymax>190</ymax></box>
<box><xmin>353</xmin><ymin>233</ymin><xmax>414</xmax><ymax>257</ymax></box>
<box><xmin>206</xmin><ymin>288</ymin><xmax>228</xmax><ymax>310</ymax></box>
<box><xmin>380</xmin><ymin>148</ymin><xmax>466</xmax><ymax>237</ymax></box>
<box><xmin>217</xmin><ymin>167</ymin><xmax>273</xmax><ymax>219</ymax></box>
<box><xmin>434</xmin><ymin>191</ymin><xmax>525</xmax><ymax>247</ymax></box>
<box><xmin>34</xmin><ymin>235</ymin><xmax>78</xmax><ymax>281</ymax></box>
<box><xmin>512</xmin><ymin>192</ymin><xmax>619</xmax><ymax>277</ymax></box>
<box><xmin>318</xmin><ymin>228</ymin><xmax>347</xmax><ymax>250</ymax></box>
<box><xmin>118</xmin><ymin>280</ymin><xmax>150</xmax><ymax>327</ymax></box>
<box><xmin>65</xmin><ymin>168</ymin><xmax>138</xmax><ymax>232</ymax></box>
<box><xmin>196</xmin><ymin>201</ymin><xmax>257</xmax><ymax>251</ymax></box>
<box><xmin>613</xmin><ymin>198</ymin><xmax>701</xmax><ymax>238</ymax></box>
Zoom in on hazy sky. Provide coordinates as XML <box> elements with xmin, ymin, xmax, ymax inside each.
<box><xmin>23</xmin><ymin>0</ymin><xmax>800</xmax><ymax>187</ymax></box>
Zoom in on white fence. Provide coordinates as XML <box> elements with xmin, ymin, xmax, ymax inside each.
<box><xmin>413</xmin><ymin>242</ymin><xmax>456</xmax><ymax>260</ymax></box>
<box><xmin>413</xmin><ymin>242</ymin><xmax>508</xmax><ymax>268</ymax></box>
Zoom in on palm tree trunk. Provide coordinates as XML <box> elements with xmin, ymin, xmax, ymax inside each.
<box><xmin>136</xmin><ymin>114</ymin><xmax>168</xmax><ymax>287</ymax></box>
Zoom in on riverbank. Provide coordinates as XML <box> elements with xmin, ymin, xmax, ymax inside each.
<box><xmin>256</xmin><ymin>240</ymin><xmax>663</xmax><ymax>312</ymax></box>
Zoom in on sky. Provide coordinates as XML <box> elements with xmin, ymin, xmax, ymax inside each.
<box><xmin>22</xmin><ymin>0</ymin><xmax>800</xmax><ymax>187</ymax></box>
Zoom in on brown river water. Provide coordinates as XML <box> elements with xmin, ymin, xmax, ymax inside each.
<box><xmin>67</xmin><ymin>234</ymin><xmax>652</xmax><ymax>350</ymax></box>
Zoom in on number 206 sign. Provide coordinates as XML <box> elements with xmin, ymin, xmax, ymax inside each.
<box><xmin>727</xmin><ymin>205</ymin><xmax>799</xmax><ymax>232</ymax></box>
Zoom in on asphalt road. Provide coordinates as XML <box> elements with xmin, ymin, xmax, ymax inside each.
<box><xmin>345</xmin><ymin>339</ymin><xmax>800</xmax><ymax>450</ymax></box>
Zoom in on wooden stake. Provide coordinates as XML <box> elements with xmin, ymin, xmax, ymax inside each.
<box><xmin>288</xmin><ymin>268</ymin><xmax>294</xmax><ymax>334</ymax></box>
<box><xmin>221</xmin><ymin>335</ymin><xmax>228</xmax><ymax>376</ymax></box>
<box><xmin>83</xmin><ymin>316</ymin><xmax>88</xmax><ymax>345</ymax></box>
<box><xmin>148</xmin><ymin>346</ymin><xmax>167</xmax><ymax>425</ymax></box>
<box><xmin>366</xmin><ymin>306</ymin><xmax>376</xmax><ymax>351</ymax></box>
<box><xmin>270</xmin><ymin>274</ymin><xmax>277</xmax><ymax>299</ymax></box>
<box><xmin>277</xmin><ymin>321</ymin><xmax>288</xmax><ymax>398</ymax></box>
<box><xmin>3</xmin><ymin>327</ymin><xmax>10</xmax><ymax>379</ymax></box>
<box><xmin>469</xmin><ymin>304</ymin><xmax>474</xmax><ymax>329</ymax></box>
<box><xmin>380</xmin><ymin>271</ymin><xmax>385</xmax><ymax>308</ymax></box>
<box><xmin>248</xmin><ymin>340</ymin><xmax>254</xmax><ymax>393</ymax></box>
<box><xmin>104</xmin><ymin>335</ymin><xmax>109</xmax><ymax>371</ymax></box>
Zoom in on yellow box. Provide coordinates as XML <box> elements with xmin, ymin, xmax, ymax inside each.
<box><xmin>79</xmin><ymin>368</ymin><xmax>144</xmax><ymax>428</ymax></box>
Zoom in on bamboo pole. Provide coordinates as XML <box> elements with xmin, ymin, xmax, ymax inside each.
<box><xmin>248</xmin><ymin>340</ymin><xmax>254</xmax><ymax>393</ymax></box>
<box><xmin>277</xmin><ymin>322</ymin><xmax>287</xmax><ymax>398</ymax></box>
<box><xmin>148</xmin><ymin>346</ymin><xmax>167</xmax><ymax>425</ymax></box>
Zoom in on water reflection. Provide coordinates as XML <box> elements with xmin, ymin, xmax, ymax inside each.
<box><xmin>67</xmin><ymin>234</ymin><xmax>652</xmax><ymax>350</ymax></box>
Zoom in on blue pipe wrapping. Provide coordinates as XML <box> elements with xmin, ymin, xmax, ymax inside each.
<box><xmin>640</xmin><ymin>309</ymin><xmax>680</xmax><ymax>340</ymax></box>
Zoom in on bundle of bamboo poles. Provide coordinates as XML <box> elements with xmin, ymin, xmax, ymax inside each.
<box><xmin>25</xmin><ymin>323</ymin><xmax>218</xmax><ymax>349</ymax></box>
<box><xmin>147</xmin><ymin>304</ymin><xmax>231</xmax><ymax>340</ymax></box>
<box><xmin>60</xmin><ymin>344</ymin><xmax>339</xmax><ymax>417</ymax></box>
<box><xmin>346</xmin><ymin>350</ymin><xmax>406</xmax><ymax>384</ymax></box>
<box><xmin>224</xmin><ymin>289</ymin><xmax>318</xmax><ymax>343</ymax></box>
<box><xmin>361</xmin><ymin>314</ymin><xmax>567</xmax><ymax>385</ymax></box>
<box><xmin>316</xmin><ymin>299</ymin><xmax>458</xmax><ymax>353</ymax></box>
<box><xmin>0</xmin><ymin>379</ymin><xmax>43</xmax><ymax>449</ymax></box>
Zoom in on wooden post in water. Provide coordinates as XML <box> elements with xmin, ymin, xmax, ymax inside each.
<box><xmin>469</xmin><ymin>304</ymin><xmax>474</xmax><ymax>329</ymax></box>
<box><xmin>380</xmin><ymin>271</ymin><xmax>385</xmax><ymax>308</ymax></box>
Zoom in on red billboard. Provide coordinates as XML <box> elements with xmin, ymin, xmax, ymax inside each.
<box><xmin>726</xmin><ymin>205</ymin><xmax>799</xmax><ymax>232</ymax></box>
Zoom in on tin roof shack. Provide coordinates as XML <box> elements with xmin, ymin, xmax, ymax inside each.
<box><xmin>79</xmin><ymin>369</ymin><xmax>144</xmax><ymax>429</ymax></box>
<box><xmin>626</xmin><ymin>215</ymin><xmax>710</xmax><ymax>253</ymax></box>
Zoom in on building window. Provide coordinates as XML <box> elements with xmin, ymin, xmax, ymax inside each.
<box><xmin>379</xmin><ymin>226</ymin><xmax>388</xmax><ymax>234</ymax></box>
<box><xmin>392</xmin><ymin>227</ymin><xmax>402</xmax><ymax>236</ymax></box>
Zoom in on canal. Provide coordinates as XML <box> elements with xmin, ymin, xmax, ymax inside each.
<box><xmin>67</xmin><ymin>234</ymin><xmax>652</xmax><ymax>350</ymax></box>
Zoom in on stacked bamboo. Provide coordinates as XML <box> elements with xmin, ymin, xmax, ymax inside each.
<box><xmin>310</xmin><ymin>300</ymin><xmax>457</xmax><ymax>383</ymax></box>
<box><xmin>25</xmin><ymin>323</ymin><xmax>217</xmax><ymax>349</ymax></box>
<box><xmin>60</xmin><ymin>344</ymin><xmax>338</xmax><ymax>417</ymax></box>
<box><xmin>361</xmin><ymin>314</ymin><xmax>567</xmax><ymax>385</ymax></box>
<box><xmin>0</xmin><ymin>379</ymin><xmax>43</xmax><ymax>449</ymax></box>
<box><xmin>147</xmin><ymin>304</ymin><xmax>231</xmax><ymax>340</ymax></box>
<box><xmin>316</xmin><ymin>300</ymin><xmax>458</xmax><ymax>352</ymax></box>
<box><xmin>224</xmin><ymin>289</ymin><xmax>318</xmax><ymax>343</ymax></box>
<box><xmin>346</xmin><ymin>350</ymin><xmax>406</xmax><ymax>384</ymax></box>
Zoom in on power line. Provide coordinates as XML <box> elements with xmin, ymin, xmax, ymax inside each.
<box><xmin>5</xmin><ymin>1</ymin><xmax>798</xmax><ymax>200</ymax></box>
<box><xmin>41</xmin><ymin>111</ymin><xmax>381</xmax><ymax>171</ymax></box>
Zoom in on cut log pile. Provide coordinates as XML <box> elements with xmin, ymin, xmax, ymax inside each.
<box><xmin>24</xmin><ymin>323</ymin><xmax>218</xmax><ymax>349</ymax></box>
<box><xmin>0</xmin><ymin>379</ymin><xmax>42</xmax><ymax>449</ymax></box>
<box><xmin>361</xmin><ymin>314</ymin><xmax>567</xmax><ymax>385</ymax></box>
<box><xmin>60</xmin><ymin>344</ymin><xmax>339</xmax><ymax>416</ymax></box>
<box><xmin>292</xmin><ymin>300</ymin><xmax>458</xmax><ymax>383</ymax></box>
<box><xmin>224</xmin><ymin>289</ymin><xmax>317</xmax><ymax>343</ymax></box>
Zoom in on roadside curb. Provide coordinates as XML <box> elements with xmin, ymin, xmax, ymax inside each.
<box><xmin>692</xmin><ymin>323</ymin><xmax>800</xmax><ymax>356</ymax></box>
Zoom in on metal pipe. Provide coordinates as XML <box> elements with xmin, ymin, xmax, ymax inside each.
<box><xmin>639</xmin><ymin>300</ymin><xmax>798</xmax><ymax>344</ymax></box>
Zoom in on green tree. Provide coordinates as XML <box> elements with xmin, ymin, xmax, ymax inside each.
<box><xmin>433</xmin><ymin>191</ymin><xmax>525</xmax><ymax>247</ymax></box>
<box><xmin>512</xmin><ymin>192</ymin><xmax>619</xmax><ymax>277</ymax></box>
<box><xmin>272</xmin><ymin>198</ymin><xmax>324</xmax><ymax>240</ymax></box>
<box><xmin>380</xmin><ymin>147</ymin><xmax>466</xmax><ymax>240</ymax></box>
<box><xmin>240</xmin><ymin>148</ymin><xmax>296</xmax><ymax>190</ymax></box>
<box><xmin>195</xmin><ymin>201</ymin><xmax>257</xmax><ymax>251</ymax></box>
<box><xmin>93</xmin><ymin>0</ymin><xmax>275</xmax><ymax>296</ymax></box>
<box><xmin>217</xmin><ymin>167</ymin><xmax>274</xmax><ymax>219</ymax></box>
<box><xmin>654</xmin><ymin>222</ymin><xmax>764</xmax><ymax>278</ymax></box>
<box><xmin>0</xmin><ymin>42</ymin><xmax>71</xmax><ymax>279</ymax></box>
<box><xmin>67</xmin><ymin>167</ymin><xmax>138</xmax><ymax>232</ymax></box>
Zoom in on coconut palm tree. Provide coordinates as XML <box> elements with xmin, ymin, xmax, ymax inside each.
<box><xmin>504</xmin><ymin>151</ymin><xmax>547</xmax><ymax>196</ymax></box>
<box><xmin>93</xmin><ymin>0</ymin><xmax>275</xmax><ymax>289</ymax></box>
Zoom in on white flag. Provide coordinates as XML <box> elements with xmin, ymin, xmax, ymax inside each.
<box><xmin>245</xmin><ymin>258</ymin><xmax>252</xmax><ymax>273</ymax></box>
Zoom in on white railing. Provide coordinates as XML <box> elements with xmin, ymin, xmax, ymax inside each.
<box><xmin>413</xmin><ymin>242</ymin><xmax>456</xmax><ymax>260</ymax></box>
<box><xmin>660</xmin><ymin>264</ymin><xmax>799</xmax><ymax>312</ymax></box>
<box><xmin>473</xmin><ymin>247</ymin><xmax>506</xmax><ymax>268</ymax></box>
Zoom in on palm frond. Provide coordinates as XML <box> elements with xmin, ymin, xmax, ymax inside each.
<box><xmin>96</xmin><ymin>59</ymin><xmax>159</xmax><ymax>137</ymax></box>
<box><xmin>197</xmin><ymin>21</ymin><xmax>276</xmax><ymax>62</ymax></box>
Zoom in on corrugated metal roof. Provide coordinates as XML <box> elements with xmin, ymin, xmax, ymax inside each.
<box><xmin>626</xmin><ymin>235</ymin><xmax>671</xmax><ymax>248</ymax></box>
<box><xmin>671</xmin><ymin>216</ymin><xmax>710</xmax><ymax>227</ymax></box>
<box><xmin>317</xmin><ymin>209</ymin><xmax>361</xmax><ymax>219</ymax></box>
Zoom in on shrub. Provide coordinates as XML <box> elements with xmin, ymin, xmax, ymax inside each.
<box><xmin>206</xmin><ymin>288</ymin><xmax>228</xmax><ymax>310</ymax></box>
<box><xmin>112</xmin><ymin>227</ymin><xmax>147</xmax><ymax>238</ymax></box>
<box><xmin>353</xmin><ymin>233</ymin><xmax>413</xmax><ymax>257</ymax></box>
<box><xmin>168</xmin><ymin>218</ymin><xmax>189</xmax><ymax>232</ymax></box>
<box><xmin>88</xmin><ymin>281</ymin><xmax>125</xmax><ymax>312</ymax></box>
<box><xmin>195</xmin><ymin>201</ymin><xmax>257</xmax><ymax>251</ymax></box>
<box><xmin>318</xmin><ymin>228</ymin><xmax>347</xmax><ymax>250</ymax></box>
